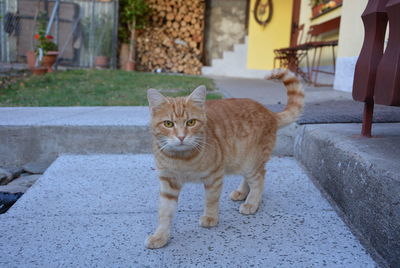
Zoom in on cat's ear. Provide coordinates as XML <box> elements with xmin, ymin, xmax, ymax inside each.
<box><xmin>188</xmin><ymin>85</ymin><xmax>206</xmax><ymax>107</ymax></box>
<box><xmin>147</xmin><ymin>89</ymin><xmax>166</xmax><ymax>109</ymax></box>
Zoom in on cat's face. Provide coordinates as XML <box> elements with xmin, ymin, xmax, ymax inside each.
<box><xmin>147</xmin><ymin>86</ymin><xmax>207</xmax><ymax>152</ymax></box>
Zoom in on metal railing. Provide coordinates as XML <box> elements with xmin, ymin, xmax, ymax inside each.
<box><xmin>353</xmin><ymin>0</ymin><xmax>400</xmax><ymax>137</ymax></box>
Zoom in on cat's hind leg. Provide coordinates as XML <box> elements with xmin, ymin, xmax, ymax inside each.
<box><xmin>239</xmin><ymin>168</ymin><xmax>266</xmax><ymax>215</ymax></box>
<box><xmin>230</xmin><ymin>178</ymin><xmax>250</xmax><ymax>201</ymax></box>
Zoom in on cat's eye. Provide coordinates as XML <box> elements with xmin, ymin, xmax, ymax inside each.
<box><xmin>163</xmin><ymin>120</ymin><xmax>174</xmax><ymax>128</ymax></box>
<box><xmin>186</xmin><ymin>119</ymin><xmax>197</xmax><ymax>127</ymax></box>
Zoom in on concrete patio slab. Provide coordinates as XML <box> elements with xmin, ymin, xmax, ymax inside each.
<box><xmin>0</xmin><ymin>214</ymin><xmax>162</xmax><ymax>268</ymax></box>
<box><xmin>0</xmin><ymin>155</ymin><xmax>376</xmax><ymax>267</ymax></box>
<box><xmin>211</xmin><ymin>76</ymin><xmax>352</xmax><ymax>105</ymax></box>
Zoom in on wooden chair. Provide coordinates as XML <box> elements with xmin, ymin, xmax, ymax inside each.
<box><xmin>273</xmin><ymin>17</ymin><xmax>340</xmax><ymax>86</ymax></box>
<box><xmin>306</xmin><ymin>17</ymin><xmax>341</xmax><ymax>86</ymax></box>
<box><xmin>273</xmin><ymin>24</ymin><xmax>305</xmax><ymax>69</ymax></box>
<box><xmin>273</xmin><ymin>24</ymin><xmax>310</xmax><ymax>81</ymax></box>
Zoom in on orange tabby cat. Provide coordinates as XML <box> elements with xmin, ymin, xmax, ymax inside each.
<box><xmin>145</xmin><ymin>69</ymin><xmax>304</xmax><ymax>249</ymax></box>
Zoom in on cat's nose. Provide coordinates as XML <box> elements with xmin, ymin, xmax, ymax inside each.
<box><xmin>178</xmin><ymin>136</ymin><xmax>185</xmax><ymax>142</ymax></box>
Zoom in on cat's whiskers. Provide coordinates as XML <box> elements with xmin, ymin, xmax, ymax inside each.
<box><xmin>154</xmin><ymin>139</ymin><xmax>169</xmax><ymax>155</ymax></box>
<box><xmin>193</xmin><ymin>137</ymin><xmax>215</xmax><ymax>153</ymax></box>
<box><xmin>191</xmin><ymin>142</ymin><xmax>203</xmax><ymax>153</ymax></box>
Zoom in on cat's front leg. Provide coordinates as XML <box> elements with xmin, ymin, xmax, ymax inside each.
<box><xmin>145</xmin><ymin>176</ymin><xmax>182</xmax><ymax>249</ymax></box>
<box><xmin>200</xmin><ymin>174</ymin><xmax>224</xmax><ymax>228</ymax></box>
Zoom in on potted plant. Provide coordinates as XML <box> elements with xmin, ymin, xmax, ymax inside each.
<box><xmin>310</xmin><ymin>0</ymin><xmax>325</xmax><ymax>17</ymax></box>
<box><xmin>311</xmin><ymin>0</ymin><xmax>341</xmax><ymax>18</ymax></box>
<box><xmin>27</xmin><ymin>12</ymin><xmax>58</xmax><ymax>74</ymax></box>
<box><xmin>91</xmin><ymin>15</ymin><xmax>113</xmax><ymax>69</ymax></box>
<box><xmin>35</xmin><ymin>33</ymin><xmax>58</xmax><ymax>72</ymax></box>
<box><xmin>119</xmin><ymin>0</ymin><xmax>151</xmax><ymax>71</ymax></box>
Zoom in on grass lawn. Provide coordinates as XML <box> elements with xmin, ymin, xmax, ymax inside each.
<box><xmin>0</xmin><ymin>69</ymin><xmax>221</xmax><ymax>106</ymax></box>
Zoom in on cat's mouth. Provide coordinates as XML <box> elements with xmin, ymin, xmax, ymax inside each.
<box><xmin>169</xmin><ymin>143</ymin><xmax>193</xmax><ymax>151</ymax></box>
<box><xmin>160</xmin><ymin>137</ymin><xmax>201</xmax><ymax>153</ymax></box>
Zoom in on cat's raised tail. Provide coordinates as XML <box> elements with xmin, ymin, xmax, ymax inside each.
<box><xmin>265</xmin><ymin>69</ymin><xmax>305</xmax><ymax>128</ymax></box>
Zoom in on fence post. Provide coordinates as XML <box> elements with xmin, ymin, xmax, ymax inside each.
<box><xmin>352</xmin><ymin>0</ymin><xmax>389</xmax><ymax>137</ymax></box>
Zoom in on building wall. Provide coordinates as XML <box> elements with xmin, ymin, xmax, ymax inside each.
<box><xmin>246</xmin><ymin>0</ymin><xmax>342</xmax><ymax>71</ymax></box>
<box><xmin>247</xmin><ymin>0</ymin><xmax>293</xmax><ymax>70</ymax></box>
<box><xmin>298</xmin><ymin>1</ymin><xmax>341</xmax><ymax>67</ymax></box>
<box><xmin>334</xmin><ymin>0</ymin><xmax>368</xmax><ymax>92</ymax></box>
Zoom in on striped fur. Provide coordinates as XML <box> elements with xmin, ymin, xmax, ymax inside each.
<box><xmin>145</xmin><ymin>72</ymin><xmax>304</xmax><ymax>249</ymax></box>
<box><xmin>266</xmin><ymin>69</ymin><xmax>304</xmax><ymax>128</ymax></box>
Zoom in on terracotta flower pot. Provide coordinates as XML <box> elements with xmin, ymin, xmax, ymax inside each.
<box><xmin>41</xmin><ymin>51</ymin><xmax>59</xmax><ymax>72</ymax></box>
<box><xmin>26</xmin><ymin>50</ymin><xmax>58</xmax><ymax>74</ymax></box>
<box><xmin>312</xmin><ymin>3</ymin><xmax>325</xmax><ymax>17</ymax></box>
<box><xmin>312</xmin><ymin>0</ymin><xmax>341</xmax><ymax>18</ymax></box>
<box><xmin>119</xmin><ymin>43</ymin><xmax>129</xmax><ymax>69</ymax></box>
<box><xmin>31</xmin><ymin>66</ymin><xmax>48</xmax><ymax>75</ymax></box>
<box><xmin>94</xmin><ymin>56</ymin><xmax>110</xmax><ymax>69</ymax></box>
<box><xmin>124</xmin><ymin>61</ymin><xmax>136</xmax><ymax>71</ymax></box>
<box><xmin>26</xmin><ymin>51</ymin><xmax>36</xmax><ymax>69</ymax></box>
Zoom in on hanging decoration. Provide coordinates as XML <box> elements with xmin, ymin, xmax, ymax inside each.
<box><xmin>254</xmin><ymin>0</ymin><xmax>273</xmax><ymax>26</ymax></box>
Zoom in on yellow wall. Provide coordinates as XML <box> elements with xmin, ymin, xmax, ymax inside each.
<box><xmin>246</xmin><ymin>0</ymin><xmax>343</xmax><ymax>70</ymax></box>
<box><xmin>247</xmin><ymin>0</ymin><xmax>293</xmax><ymax>70</ymax></box>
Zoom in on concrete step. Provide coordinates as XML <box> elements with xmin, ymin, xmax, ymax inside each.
<box><xmin>0</xmin><ymin>107</ymin><xmax>152</xmax><ymax>167</ymax></box>
<box><xmin>0</xmin><ymin>154</ymin><xmax>376</xmax><ymax>267</ymax></box>
<box><xmin>201</xmin><ymin>36</ymin><xmax>267</xmax><ymax>79</ymax></box>
<box><xmin>200</xmin><ymin>66</ymin><xmax>213</xmax><ymax>76</ymax></box>
<box><xmin>295</xmin><ymin>123</ymin><xmax>400</xmax><ymax>267</ymax></box>
<box><xmin>222</xmin><ymin>50</ymin><xmax>236</xmax><ymax>60</ymax></box>
<box><xmin>0</xmin><ymin>107</ymin><xmax>297</xmax><ymax>168</ymax></box>
<box><xmin>233</xmin><ymin>42</ymin><xmax>247</xmax><ymax>54</ymax></box>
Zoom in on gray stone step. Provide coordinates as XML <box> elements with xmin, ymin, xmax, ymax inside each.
<box><xmin>0</xmin><ymin>107</ymin><xmax>152</xmax><ymax>167</ymax></box>
<box><xmin>0</xmin><ymin>154</ymin><xmax>376</xmax><ymax>267</ymax></box>
<box><xmin>0</xmin><ymin>107</ymin><xmax>297</xmax><ymax>168</ymax></box>
<box><xmin>202</xmin><ymin>36</ymin><xmax>268</xmax><ymax>79</ymax></box>
<box><xmin>295</xmin><ymin>123</ymin><xmax>400</xmax><ymax>267</ymax></box>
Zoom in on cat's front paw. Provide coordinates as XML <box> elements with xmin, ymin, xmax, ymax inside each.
<box><xmin>239</xmin><ymin>203</ymin><xmax>259</xmax><ymax>215</ymax></box>
<box><xmin>230</xmin><ymin>190</ymin><xmax>247</xmax><ymax>201</ymax></box>
<box><xmin>199</xmin><ymin>215</ymin><xmax>218</xmax><ymax>228</ymax></box>
<box><xmin>145</xmin><ymin>233</ymin><xmax>169</xmax><ymax>249</ymax></box>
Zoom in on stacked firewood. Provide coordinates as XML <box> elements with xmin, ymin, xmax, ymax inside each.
<box><xmin>136</xmin><ymin>0</ymin><xmax>205</xmax><ymax>75</ymax></box>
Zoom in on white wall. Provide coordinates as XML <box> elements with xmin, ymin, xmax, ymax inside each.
<box><xmin>333</xmin><ymin>0</ymin><xmax>368</xmax><ymax>92</ymax></box>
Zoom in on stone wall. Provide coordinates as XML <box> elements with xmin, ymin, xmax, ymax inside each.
<box><xmin>203</xmin><ymin>0</ymin><xmax>248</xmax><ymax>65</ymax></box>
